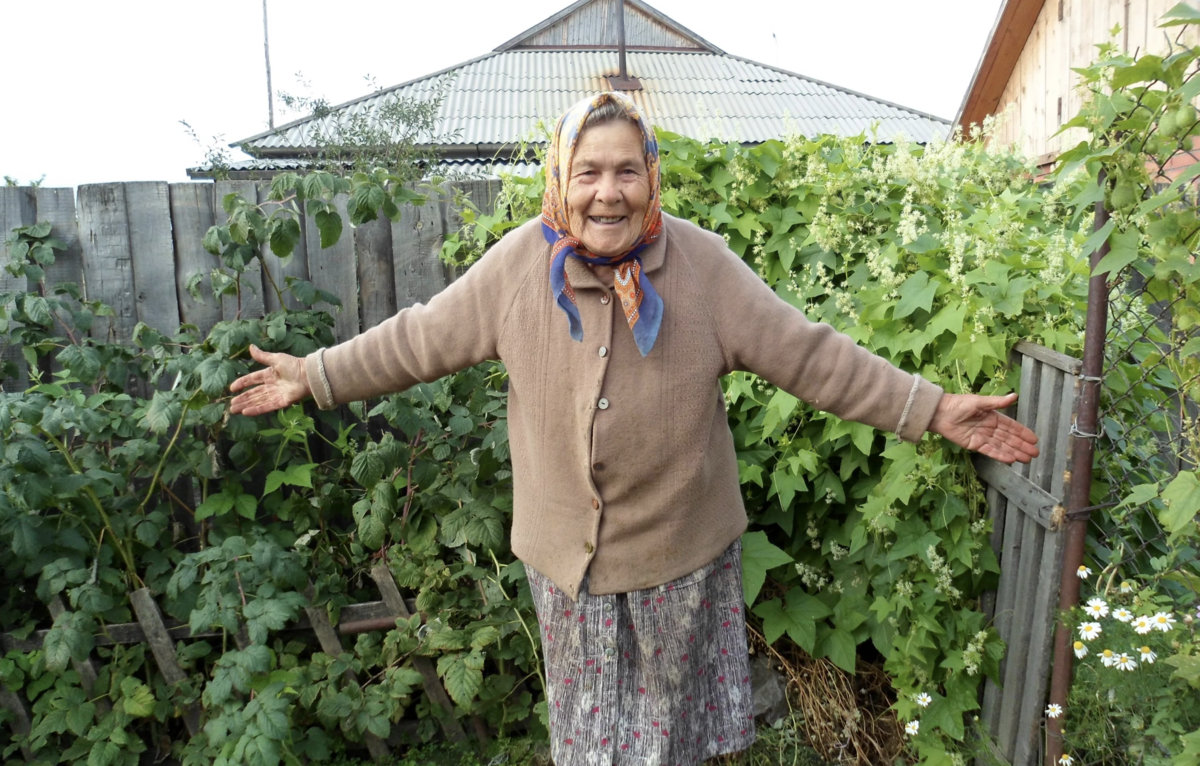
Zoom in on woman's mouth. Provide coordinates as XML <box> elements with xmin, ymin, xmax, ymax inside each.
<box><xmin>590</xmin><ymin>216</ymin><xmax>626</xmax><ymax>225</ymax></box>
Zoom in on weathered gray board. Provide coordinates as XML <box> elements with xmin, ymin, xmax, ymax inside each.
<box><xmin>0</xmin><ymin>187</ymin><xmax>37</xmax><ymax>386</ymax></box>
<box><xmin>78</xmin><ymin>184</ymin><xmax>139</xmax><ymax>343</ymax></box>
<box><xmin>214</xmin><ymin>180</ymin><xmax>267</xmax><ymax>323</ymax></box>
<box><xmin>976</xmin><ymin>340</ymin><xmax>1081</xmax><ymax>766</ymax></box>
<box><xmin>306</xmin><ymin>193</ymin><xmax>359</xmax><ymax>342</ymax></box>
<box><xmin>169</xmin><ymin>183</ymin><xmax>222</xmax><ymax>336</ymax></box>
<box><xmin>125</xmin><ymin>182</ymin><xmax>180</xmax><ymax>336</ymax></box>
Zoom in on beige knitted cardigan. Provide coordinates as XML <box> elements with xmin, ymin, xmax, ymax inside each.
<box><xmin>306</xmin><ymin>213</ymin><xmax>943</xmax><ymax>599</ymax></box>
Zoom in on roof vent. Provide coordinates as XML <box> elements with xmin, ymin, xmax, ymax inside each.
<box><xmin>607</xmin><ymin>0</ymin><xmax>642</xmax><ymax>90</ymax></box>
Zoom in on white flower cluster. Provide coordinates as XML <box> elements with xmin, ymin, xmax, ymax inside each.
<box><xmin>794</xmin><ymin>561</ymin><xmax>829</xmax><ymax>592</ymax></box>
<box><xmin>925</xmin><ymin>544</ymin><xmax>962</xmax><ymax>601</ymax></box>
<box><xmin>960</xmin><ymin>629</ymin><xmax>990</xmax><ymax>677</ymax></box>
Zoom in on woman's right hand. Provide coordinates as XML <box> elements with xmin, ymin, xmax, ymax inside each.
<box><xmin>229</xmin><ymin>345</ymin><xmax>312</xmax><ymax>416</ymax></box>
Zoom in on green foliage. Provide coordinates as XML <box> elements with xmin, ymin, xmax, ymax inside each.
<box><xmin>0</xmin><ymin>202</ymin><xmax>541</xmax><ymax>765</ymax></box>
<box><xmin>445</xmin><ymin>124</ymin><xmax>1091</xmax><ymax>761</ymax></box>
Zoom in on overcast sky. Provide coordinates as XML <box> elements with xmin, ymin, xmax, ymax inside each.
<box><xmin>1</xmin><ymin>0</ymin><xmax>1004</xmax><ymax>188</ymax></box>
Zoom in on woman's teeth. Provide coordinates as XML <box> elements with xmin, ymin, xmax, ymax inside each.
<box><xmin>592</xmin><ymin>216</ymin><xmax>624</xmax><ymax>224</ymax></box>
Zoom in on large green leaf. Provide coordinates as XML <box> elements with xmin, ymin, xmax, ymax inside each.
<box><xmin>438</xmin><ymin>651</ymin><xmax>483</xmax><ymax>706</ymax></box>
<box><xmin>894</xmin><ymin>272</ymin><xmax>938</xmax><ymax>319</ymax></box>
<box><xmin>740</xmin><ymin>530</ymin><xmax>793</xmax><ymax>605</ymax></box>
<box><xmin>1160</xmin><ymin>471</ymin><xmax>1200</xmax><ymax>537</ymax></box>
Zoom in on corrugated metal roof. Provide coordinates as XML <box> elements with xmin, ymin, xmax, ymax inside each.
<box><xmin>236</xmin><ymin>49</ymin><xmax>950</xmax><ymax>156</ymax></box>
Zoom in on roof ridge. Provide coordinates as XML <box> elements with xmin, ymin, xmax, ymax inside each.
<box><xmin>492</xmin><ymin>0</ymin><xmax>723</xmax><ymax>54</ymax></box>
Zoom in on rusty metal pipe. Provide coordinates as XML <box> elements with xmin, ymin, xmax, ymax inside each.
<box><xmin>1046</xmin><ymin>172</ymin><xmax>1110</xmax><ymax>763</ymax></box>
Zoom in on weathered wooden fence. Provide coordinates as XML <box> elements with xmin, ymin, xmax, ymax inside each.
<box><xmin>0</xmin><ymin>180</ymin><xmax>502</xmax><ymax>381</ymax></box>
<box><xmin>975</xmin><ymin>340</ymin><xmax>1082</xmax><ymax>766</ymax></box>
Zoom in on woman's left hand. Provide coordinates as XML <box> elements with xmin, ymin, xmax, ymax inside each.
<box><xmin>928</xmin><ymin>392</ymin><xmax>1039</xmax><ymax>464</ymax></box>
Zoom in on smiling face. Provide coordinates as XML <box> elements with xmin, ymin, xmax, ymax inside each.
<box><xmin>565</xmin><ymin>119</ymin><xmax>651</xmax><ymax>258</ymax></box>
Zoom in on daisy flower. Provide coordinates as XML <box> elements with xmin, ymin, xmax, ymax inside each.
<box><xmin>1113</xmin><ymin>652</ymin><xmax>1137</xmax><ymax>671</ymax></box>
<box><xmin>1152</xmin><ymin>612</ymin><xmax>1176</xmax><ymax>632</ymax></box>
<box><xmin>1060</xmin><ymin>755</ymin><xmax>1074</xmax><ymax>766</ymax></box>
<box><xmin>1073</xmin><ymin>641</ymin><xmax>1088</xmax><ymax>659</ymax></box>
<box><xmin>914</xmin><ymin>692</ymin><xmax>932</xmax><ymax>708</ymax></box>
<box><xmin>1139</xmin><ymin>646</ymin><xmax>1156</xmax><ymax>664</ymax></box>
<box><xmin>1077</xmin><ymin>565</ymin><xmax>1092</xmax><ymax>580</ymax></box>
<box><xmin>1084</xmin><ymin>598</ymin><xmax>1109</xmax><ymax>618</ymax></box>
<box><xmin>905</xmin><ymin>720</ymin><xmax>920</xmax><ymax>736</ymax></box>
<box><xmin>1078</xmin><ymin>622</ymin><xmax>1102</xmax><ymax>641</ymax></box>
<box><xmin>1112</xmin><ymin>607</ymin><xmax>1134</xmax><ymax>623</ymax></box>
<box><xmin>1119</xmin><ymin>580</ymin><xmax>1134</xmax><ymax>594</ymax></box>
<box><xmin>1045</xmin><ymin>703</ymin><xmax>1063</xmax><ymax>719</ymax></box>
<box><xmin>1099</xmin><ymin>648</ymin><xmax>1116</xmax><ymax>667</ymax></box>
<box><xmin>1133</xmin><ymin>615</ymin><xmax>1154</xmax><ymax>635</ymax></box>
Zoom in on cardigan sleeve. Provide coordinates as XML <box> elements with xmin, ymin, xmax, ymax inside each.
<box><xmin>695</xmin><ymin>233</ymin><xmax>943</xmax><ymax>443</ymax></box>
<box><xmin>304</xmin><ymin>229</ymin><xmax>535</xmax><ymax>409</ymax></box>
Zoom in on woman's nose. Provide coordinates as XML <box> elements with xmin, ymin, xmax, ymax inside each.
<box><xmin>595</xmin><ymin>173</ymin><xmax>622</xmax><ymax>203</ymax></box>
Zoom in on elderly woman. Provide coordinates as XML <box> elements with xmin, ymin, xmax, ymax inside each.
<box><xmin>230</xmin><ymin>92</ymin><xmax>1037</xmax><ymax>765</ymax></box>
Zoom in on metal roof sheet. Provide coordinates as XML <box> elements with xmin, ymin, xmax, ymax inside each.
<box><xmin>236</xmin><ymin>49</ymin><xmax>950</xmax><ymax>155</ymax></box>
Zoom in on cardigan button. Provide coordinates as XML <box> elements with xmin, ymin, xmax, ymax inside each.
<box><xmin>598</xmin><ymin>398</ymin><xmax>609</xmax><ymax>410</ymax></box>
<box><xmin>598</xmin><ymin>346</ymin><xmax>608</xmax><ymax>358</ymax></box>
<box><xmin>600</xmin><ymin>293</ymin><xmax>611</xmax><ymax>305</ymax></box>
<box><xmin>592</xmin><ymin>498</ymin><xmax>600</xmax><ymax>510</ymax></box>
<box><xmin>585</xmin><ymin>541</ymin><xmax>595</xmax><ymax>554</ymax></box>
<box><xmin>592</xmin><ymin>461</ymin><xmax>605</xmax><ymax>471</ymax></box>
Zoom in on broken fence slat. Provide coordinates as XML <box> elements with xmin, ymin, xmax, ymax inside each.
<box><xmin>129</xmin><ymin>588</ymin><xmax>202</xmax><ymax>737</ymax></box>
<box><xmin>370</xmin><ymin>565</ymin><xmax>469</xmax><ymax>744</ymax></box>
<box><xmin>303</xmin><ymin>585</ymin><xmax>390</xmax><ymax>762</ymax></box>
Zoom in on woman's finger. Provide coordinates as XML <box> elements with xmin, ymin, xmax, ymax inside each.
<box><xmin>248</xmin><ymin>344</ymin><xmax>280</xmax><ymax>367</ymax></box>
<box><xmin>230</xmin><ymin>367</ymin><xmax>275</xmax><ymax>393</ymax></box>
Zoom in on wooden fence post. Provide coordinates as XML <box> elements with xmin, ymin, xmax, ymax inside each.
<box><xmin>369</xmin><ymin>565</ymin><xmax>469</xmax><ymax>743</ymax></box>
<box><xmin>128</xmin><ymin>589</ymin><xmax>202</xmax><ymax>737</ymax></box>
<box><xmin>302</xmin><ymin>585</ymin><xmax>390</xmax><ymax>762</ymax></box>
<box><xmin>0</xmin><ymin>186</ymin><xmax>36</xmax><ymax>387</ymax></box>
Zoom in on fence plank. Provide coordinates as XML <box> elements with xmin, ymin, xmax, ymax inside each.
<box><xmin>33</xmin><ymin>188</ymin><xmax>83</xmax><ymax>291</ymax></box>
<box><xmin>214</xmin><ymin>181</ymin><xmax>266</xmax><ymax>322</ymax></box>
<box><xmin>303</xmin><ymin>586</ymin><xmax>389</xmax><ymax>761</ymax></box>
<box><xmin>0</xmin><ymin>598</ymin><xmax>414</xmax><ymax>652</ymax></box>
<box><xmin>129</xmin><ymin>588</ymin><xmax>202</xmax><ymax>736</ymax></box>
<box><xmin>1030</xmin><ymin>363</ymin><xmax>1066</xmax><ymax>492</ymax></box>
<box><xmin>0</xmin><ymin>686</ymin><xmax>33</xmax><ymax>761</ymax></box>
<box><xmin>393</xmin><ymin>189</ymin><xmax>450</xmax><ymax>310</ymax></box>
<box><xmin>78</xmin><ymin>184</ymin><xmax>138</xmax><ymax>343</ymax></box>
<box><xmin>974</xmin><ymin>458</ymin><xmax>1059</xmax><ymax>530</ymax></box>
<box><xmin>307</xmin><ymin>194</ymin><xmax>359</xmax><ymax>342</ymax></box>
<box><xmin>997</xmin><ymin>514</ymin><xmax>1045</xmax><ymax>756</ymax></box>
<box><xmin>0</xmin><ymin>187</ymin><xmax>36</xmax><ymax>388</ymax></box>
<box><xmin>124</xmin><ymin>182</ymin><xmax>180</xmax><ymax>336</ymax></box>
<box><xmin>1050</xmin><ymin>370</ymin><xmax>1078</xmax><ymax>501</ymax></box>
<box><xmin>1013</xmin><ymin>340</ymin><xmax>1082</xmax><ymax>374</ymax></box>
<box><xmin>370</xmin><ymin>565</ymin><xmax>468</xmax><ymax>743</ymax></box>
<box><xmin>1013</xmin><ymin>529</ymin><xmax>1066</xmax><ymax>765</ymax></box>
<box><xmin>48</xmin><ymin>597</ymin><xmax>111</xmax><ymax>715</ymax></box>
<box><xmin>356</xmin><ymin>216</ymin><xmax>397</xmax><ymax>331</ymax></box>
<box><xmin>169</xmin><ymin>183</ymin><xmax>221</xmax><ymax>336</ymax></box>
<box><xmin>257</xmin><ymin>183</ymin><xmax>310</xmax><ymax>313</ymax></box>
<box><xmin>979</xmin><ymin>484</ymin><xmax>1008</xmax><ymax>741</ymax></box>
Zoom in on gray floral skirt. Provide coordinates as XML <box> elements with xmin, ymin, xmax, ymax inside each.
<box><xmin>525</xmin><ymin>539</ymin><xmax>755</xmax><ymax>766</ymax></box>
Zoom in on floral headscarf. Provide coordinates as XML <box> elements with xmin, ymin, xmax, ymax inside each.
<box><xmin>541</xmin><ymin>91</ymin><xmax>664</xmax><ymax>357</ymax></box>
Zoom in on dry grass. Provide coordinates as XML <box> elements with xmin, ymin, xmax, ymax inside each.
<box><xmin>724</xmin><ymin>625</ymin><xmax>906</xmax><ymax>765</ymax></box>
